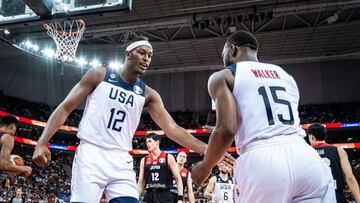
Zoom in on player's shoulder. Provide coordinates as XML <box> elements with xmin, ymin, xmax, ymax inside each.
<box><xmin>144</xmin><ymin>85</ymin><xmax>161</xmax><ymax>104</ymax></box>
<box><xmin>337</xmin><ymin>147</ymin><xmax>348</xmax><ymax>157</ymax></box>
<box><xmin>0</xmin><ymin>133</ymin><xmax>13</xmax><ymax>144</ymax></box>
<box><xmin>209</xmin><ymin>175</ymin><xmax>217</xmax><ymax>182</ymax></box>
<box><xmin>80</xmin><ymin>66</ymin><xmax>107</xmax><ymax>86</ymax></box>
<box><xmin>166</xmin><ymin>153</ymin><xmax>175</xmax><ymax>161</ymax></box>
<box><xmin>211</xmin><ymin>68</ymin><xmax>233</xmax><ymax>79</ymax></box>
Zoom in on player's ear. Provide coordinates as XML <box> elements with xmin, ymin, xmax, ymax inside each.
<box><xmin>125</xmin><ymin>51</ymin><xmax>131</xmax><ymax>60</ymax></box>
<box><xmin>230</xmin><ymin>44</ymin><xmax>237</xmax><ymax>58</ymax></box>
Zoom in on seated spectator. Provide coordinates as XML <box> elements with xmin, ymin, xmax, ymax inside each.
<box><xmin>10</xmin><ymin>187</ymin><xmax>25</xmax><ymax>203</ymax></box>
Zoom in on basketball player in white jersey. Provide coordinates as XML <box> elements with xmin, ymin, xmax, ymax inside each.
<box><xmin>192</xmin><ymin>30</ymin><xmax>336</xmax><ymax>203</ymax></box>
<box><xmin>204</xmin><ymin>163</ymin><xmax>234</xmax><ymax>203</ymax></box>
<box><xmin>32</xmin><ymin>35</ymin><xmax>207</xmax><ymax>203</ymax></box>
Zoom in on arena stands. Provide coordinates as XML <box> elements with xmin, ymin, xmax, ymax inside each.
<box><xmin>0</xmin><ymin>94</ymin><xmax>360</xmax><ymax>202</ymax></box>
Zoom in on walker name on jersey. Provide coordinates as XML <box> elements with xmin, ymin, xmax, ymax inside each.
<box><xmin>109</xmin><ymin>87</ymin><xmax>134</xmax><ymax>107</ymax></box>
<box><xmin>251</xmin><ymin>69</ymin><xmax>280</xmax><ymax>79</ymax></box>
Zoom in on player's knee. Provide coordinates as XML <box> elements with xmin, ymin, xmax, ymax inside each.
<box><xmin>109</xmin><ymin>196</ymin><xmax>139</xmax><ymax>203</ymax></box>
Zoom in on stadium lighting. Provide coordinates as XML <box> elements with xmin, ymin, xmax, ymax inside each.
<box><xmin>76</xmin><ymin>57</ymin><xmax>88</xmax><ymax>66</ymax></box>
<box><xmin>63</xmin><ymin>5</ymin><xmax>70</xmax><ymax>12</ymax></box>
<box><xmin>32</xmin><ymin>44</ymin><xmax>39</xmax><ymax>51</ymax></box>
<box><xmin>41</xmin><ymin>48</ymin><xmax>55</xmax><ymax>58</ymax></box>
<box><xmin>90</xmin><ymin>59</ymin><xmax>101</xmax><ymax>67</ymax></box>
<box><xmin>4</xmin><ymin>29</ymin><xmax>10</xmax><ymax>35</ymax></box>
<box><xmin>25</xmin><ymin>41</ymin><xmax>32</xmax><ymax>48</ymax></box>
<box><xmin>109</xmin><ymin>62</ymin><xmax>120</xmax><ymax>70</ymax></box>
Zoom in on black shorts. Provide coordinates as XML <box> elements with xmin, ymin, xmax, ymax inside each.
<box><xmin>171</xmin><ymin>192</ymin><xmax>178</xmax><ymax>203</ymax></box>
<box><xmin>144</xmin><ymin>190</ymin><xmax>173</xmax><ymax>203</ymax></box>
<box><xmin>335</xmin><ymin>190</ymin><xmax>346</xmax><ymax>203</ymax></box>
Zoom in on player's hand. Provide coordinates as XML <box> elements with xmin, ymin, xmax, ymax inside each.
<box><xmin>32</xmin><ymin>145</ymin><xmax>51</xmax><ymax>166</ymax></box>
<box><xmin>202</xmin><ymin>125</ymin><xmax>215</xmax><ymax>133</ymax></box>
<box><xmin>221</xmin><ymin>152</ymin><xmax>236</xmax><ymax>167</ymax></box>
<box><xmin>23</xmin><ymin>166</ymin><xmax>32</xmax><ymax>176</ymax></box>
<box><xmin>191</xmin><ymin>161</ymin><xmax>212</xmax><ymax>186</ymax></box>
<box><xmin>212</xmin><ymin>195</ymin><xmax>220</xmax><ymax>202</ymax></box>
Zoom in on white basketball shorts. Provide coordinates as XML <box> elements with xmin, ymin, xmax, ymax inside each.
<box><xmin>233</xmin><ymin>135</ymin><xmax>336</xmax><ymax>203</ymax></box>
<box><xmin>70</xmin><ymin>141</ymin><xmax>138</xmax><ymax>202</ymax></box>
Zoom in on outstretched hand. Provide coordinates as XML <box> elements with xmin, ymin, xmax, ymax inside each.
<box><xmin>192</xmin><ymin>153</ymin><xmax>236</xmax><ymax>186</ymax></box>
<box><xmin>222</xmin><ymin>152</ymin><xmax>236</xmax><ymax>168</ymax></box>
<box><xmin>191</xmin><ymin>161</ymin><xmax>212</xmax><ymax>186</ymax></box>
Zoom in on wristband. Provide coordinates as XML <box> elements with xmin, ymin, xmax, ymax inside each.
<box><xmin>177</xmin><ymin>195</ymin><xmax>184</xmax><ymax>200</ymax></box>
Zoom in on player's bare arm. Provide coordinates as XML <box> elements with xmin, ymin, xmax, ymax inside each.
<box><xmin>204</xmin><ymin>176</ymin><xmax>217</xmax><ymax>201</ymax></box>
<box><xmin>33</xmin><ymin>67</ymin><xmax>106</xmax><ymax>166</ymax></box>
<box><xmin>338</xmin><ymin>147</ymin><xmax>360</xmax><ymax>202</ymax></box>
<box><xmin>187</xmin><ymin>172</ymin><xmax>195</xmax><ymax>203</ymax></box>
<box><xmin>137</xmin><ymin>157</ymin><xmax>146</xmax><ymax>196</ymax></box>
<box><xmin>144</xmin><ymin>86</ymin><xmax>207</xmax><ymax>154</ymax></box>
<box><xmin>0</xmin><ymin>134</ymin><xmax>31</xmax><ymax>175</ymax></box>
<box><xmin>192</xmin><ymin>69</ymin><xmax>238</xmax><ymax>186</ymax></box>
<box><xmin>168</xmin><ymin>154</ymin><xmax>184</xmax><ymax>200</ymax></box>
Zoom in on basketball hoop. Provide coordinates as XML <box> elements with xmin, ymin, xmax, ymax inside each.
<box><xmin>44</xmin><ymin>19</ymin><xmax>85</xmax><ymax>62</ymax></box>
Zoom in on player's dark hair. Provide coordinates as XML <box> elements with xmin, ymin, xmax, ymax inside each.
<box><xmin>307</xmin><ymin>123</ymin><xmax>327</xmax><ymax>141</ymax></box>
<box><xmin>226</xmin><ymin>30</ymin><xmax>258</xmax><ymax>51</ymax></box>
<box><xmin>146</xmin><ymin>133</ymin><xmax>161</xmax><ymax>142</ymax></box>
<box><xmin>0</xmin><ymin>115</ymin><xmax>18</xmax><ymax>127</ymax></box>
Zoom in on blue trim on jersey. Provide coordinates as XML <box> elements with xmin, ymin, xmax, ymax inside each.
<box><xmin>228</xmin><ymin>64</ymin><xmax>236</xmax><ymax>76</ymax></box>
<box><xmin>103</xmin><ymin>67</ymin><xmax>146</xmax><ymax>97</ymax></box>
<box><xmin>216</xmin><ymin>175</ymin><xmax>233</xmax><ymax>183</ymax></box>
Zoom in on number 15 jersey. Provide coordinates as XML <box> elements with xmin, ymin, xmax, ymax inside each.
<box><xmin>77</xmin><ymin>68</ymin><xmax>146</xmax><ymax>151</ymax></box>
<box><xmin>230</xmin><ymin>61</ymin><xmax>305</xmax><ymax>153</ymax></box>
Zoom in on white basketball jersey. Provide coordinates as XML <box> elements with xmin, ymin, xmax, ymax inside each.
<box><xmin>77</xmin><ymin>68</ymin><xmax>146</xmax><ymax>151</ymax></box>
<box><xmin>212</xmin><ymin>175</ymin><xmax>234</xmax><ymax>203</ymax></box>
<box><xmin>230</xmin><ymin>61</ymin><xmax>305</xmax><ymax>153</ymax></box>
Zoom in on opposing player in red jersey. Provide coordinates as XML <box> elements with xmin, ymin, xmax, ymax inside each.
<box><xmin>171</xmin><ymin>151</ymin><xmax>195</xmax><ymax>203</ymax></box>
<box><xmin>138</xmin><ymin>133</ymin><xmax>184</xmax><ymax>203</ymax></box>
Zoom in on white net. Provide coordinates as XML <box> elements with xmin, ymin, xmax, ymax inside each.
<box><xmin>44</xmin><ymin>19</ymin><xmax>85</xmax><ymax>62</ymax></box>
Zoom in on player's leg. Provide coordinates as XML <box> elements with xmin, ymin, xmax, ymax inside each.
<box><xmin>104</xmin><ymin>152</ymin><xmax>139</xmax><ymax>202</ymax></box>
<box><xmin>291</xmin><ymin>141</ymin><xmax>336</xmax><ymax>203</ymax></box>
<box><xmin>70</xmin><ymin>143</ymin><xmax>106</xmax><ymax>202</ymax></box>
<box><xmin>234</xmin><ymin>137</ymin><xmax>294</xmax><ymax>203</ymax></box>
<box><xmin>156</xmin><ymin>191</ymin><xmax>173</xmax><ymax>203</ymax></box>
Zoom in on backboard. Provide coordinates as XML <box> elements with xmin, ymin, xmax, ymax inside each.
<box><xmin>0</xmin><ymin>0</ymin><xmax>132</xmax><ymax>26</ymax></box>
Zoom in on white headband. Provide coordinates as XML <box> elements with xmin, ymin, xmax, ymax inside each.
<box><xmin>126</xmin><ymin>40</ymin><xmax>153</xmax><ymax>52</ymax></box>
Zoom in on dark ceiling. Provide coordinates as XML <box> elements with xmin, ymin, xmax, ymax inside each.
<box><xmin>1</xmin><ymin>0</ymin><xmax>360</xmax><ymax>74</ymax></box>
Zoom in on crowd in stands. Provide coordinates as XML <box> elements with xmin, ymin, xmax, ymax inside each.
<box><xmin>1</xmin><ymin>95</ymin><xmax>360</xmax><ymax>202</ymax></box>
<box><xmin>0</xmin><ymin>153</ymin><xmax>72</xmax><ymax>202</ymax></box>
<box><xmin>1</xmin><ymin>95</ymin><xmax>360</xmax><ymax>131</ymax></box>
<box><xmin>1</xmin><ymin>152</ymin><xmax>359</xmax><ymax>202</ymax></box>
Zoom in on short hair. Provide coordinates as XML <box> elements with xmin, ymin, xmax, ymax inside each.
<box><xmin>0</xmin><ymin>116</ymin><xmax>18</xmax><ymax>127</ymax></box>
<box><xmin>146</xmin><ymin>133</ymin><xmax>161</xmax><ymax>142</ymax></box>
<box><xmin>307</xmin><ymin>123</ymin><xmax>327</xmax><ymax>141</ymax></box>
<box><xmin>177</xmin><ymin>150</ymin><xmax>187</xmax><ymax>156</ymax></box>
<box><xmin>226</xmin><ymin>30</ymin><xmax>258</xmax><ymax>51</ymax></box>
<box><xmin>124</xmin><ymin>33</ymin><xmax>149</xmax><ymax>48</ymax></box>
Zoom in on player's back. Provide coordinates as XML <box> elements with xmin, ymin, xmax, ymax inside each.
<box><xmin>230</xmin><ymin>61</ymin><xmax>304</xmax><ymax>152</ymax></box>
<box><xmin>77</xmin><ymin>67</ymin><xmax>146</xmax><ymax>151</ymax></box>
<box><xmin>212</xmin><ymin>175</ymin><xmax>234</xmax><ymax>203</ymax></box>
<box><xmin>313</xmin><ymin>143</ymin><xmax>345</xmax><ymax>190</ymax></box>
